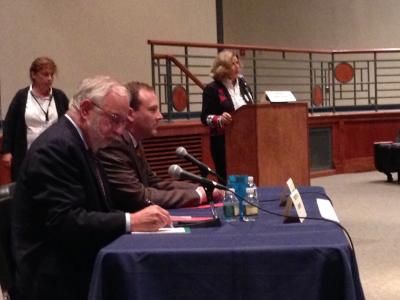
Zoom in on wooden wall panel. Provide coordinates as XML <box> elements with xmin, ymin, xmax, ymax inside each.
<box><xmin>142</xmin><ymin>120</ymin><xmax>213</xmax><ymax>180</ymax></box>
<box><xmin>309</xmin><ymin>110</ymin><xmax>400</xmax><ymax>175</ymax></box>
<box><xmin>0</xmin><ymin>135</ymin><xmax>12</xmax><ymax>185</ymax></box>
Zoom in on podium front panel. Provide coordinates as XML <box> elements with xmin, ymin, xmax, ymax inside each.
<box><xmin>225</xmin><ymin>103</ymin><xmax>310</xmax><ymax>186</ymax></box>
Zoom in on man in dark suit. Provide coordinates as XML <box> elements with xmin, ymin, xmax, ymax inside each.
<box><xmin>97</xmin><ymin>82</ymin><xmax>224</xmax><ymax>212</ymax></box>
<box><xmin>11</xmin><ymin>76</ymin><xmax>171</xmax><ymax>300</ymax></box>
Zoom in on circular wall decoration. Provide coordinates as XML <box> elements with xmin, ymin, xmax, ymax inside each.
<box><xmin>172</xmin><ymin>85</ymin><xmax>188</xmax><ymax>112</ymax></box>
<box><xmin>312</xmin><ymin>85</ymin><xmax>323</xmax><ymax>107</ymax></box>
<box><xmin>335</xmin><ymin>62</ymin><xmax>354</xmax><ymax>83</ymax></box>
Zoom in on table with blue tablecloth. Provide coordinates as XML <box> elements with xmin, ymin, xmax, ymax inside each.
<box><xmin>89</xmin><ymin>186</ymin><xmax>364</xmax><ymax>300</ymax></box>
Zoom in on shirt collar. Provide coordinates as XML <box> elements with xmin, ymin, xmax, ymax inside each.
<box><xmin>29</xmin><ymin>84</ymin><xmax>53</xmax><ymax>98</ymax></box>
<box><xmin>222</xmin><ymin>78</ymin><xmax>238</xmax><ymax>89</ymax></box>
<box><xmin>127</xmin><ymin>131</ymin><xmax>138</xmax><ymax>148</ymax></box>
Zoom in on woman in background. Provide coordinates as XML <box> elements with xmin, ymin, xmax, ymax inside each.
<box><xmin>1</xmin><ymin>57</ymin><xmax>69</xmax><ymax>181</ymax></box>
<box><xmin>201</xmin><ymin>50</ymin><xmax>254</xmax><ymax>183</ymax></box>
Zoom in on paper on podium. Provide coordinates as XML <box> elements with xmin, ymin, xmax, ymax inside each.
<box><xmin>265</xmin><ymin>91</ymin><xmax>296</xmax><ymax>103</ymax></box>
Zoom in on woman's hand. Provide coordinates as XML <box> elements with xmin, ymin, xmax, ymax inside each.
<box><xmin>1</xmin><ymin>153</ymin><xmax>12</xmax><ymax>168</ymax></box>
<box><xmin>220</xmin><ymin>112</ymin><xmax>232</xmax><ymax>126</ymax></box>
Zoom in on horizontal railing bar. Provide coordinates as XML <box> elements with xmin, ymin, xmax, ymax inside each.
<box><xmin>149</xmin><ymin>39</ymin><xmax>400</xmax><ymax>54</ymax></box>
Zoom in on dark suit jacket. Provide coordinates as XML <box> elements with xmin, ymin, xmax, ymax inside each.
<box><xmin>201</xmin><ymin>77</ymin><xmax>254</xmax><ymax>135</ymax></box>
<box><xmin>1</xmin><ymin>86</ymin><xmax>69</xmax><ymax>181</ymax></box>
<box><xmin>97</xmin><ymin>131</ymin><xmax>200</xmax><ymax>212</ymax></box>
<box><xmin>11</xmin><ymin>116</ymin><xmax>126</xmax><ymax>300</ymax></box>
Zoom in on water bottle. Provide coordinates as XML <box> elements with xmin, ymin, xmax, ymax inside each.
<box><xmin>248</xmin><ymin>176</ymin><xmax>258</xmax><ymax>200</ymax></box>
<box><xmin>244</xmin><ymin>187</ymin><xmax>259</xmax><ymax>221</ymax></box>
<box><xmin>223</xmin><ymin>188</ymin><xmax>238</xmax><ymax>222</ymax></box>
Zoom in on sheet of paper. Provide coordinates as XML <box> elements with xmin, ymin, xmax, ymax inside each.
<box><xmin>265</xmin><ymin>91</ymin><xmax>296</xmax><ymax>102</ymax></box>
<box><xmin>317</xmin><ymin>198</ymin><xmax>340</xmax><ymax>222</ymax></box>
<box><xmin>171</xmin><ymin>216</ymin><xmax>214</xmax><ymax>222</ymax></box>
<box><xmin>131</xmin><ymin>227</ymin><xmax>190</xmax><ymax>235</ymax></box>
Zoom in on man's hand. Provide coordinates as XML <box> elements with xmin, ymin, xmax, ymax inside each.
<box><xmin>1</xmin><ymin>153</ymin><xmax>12</xmax><ymax>168</ymax></box>
<box><xmin>130</xmin><ymin>205</ymin><xmax>171</xmax><ymax>232</ymax></box>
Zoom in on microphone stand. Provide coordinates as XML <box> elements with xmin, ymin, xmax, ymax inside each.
<box><xmin>174</xmin><ymin>183</ymin><xmax>221</xmax><ymax>228</ymax></box>
<box><xmin>199</xmin><ymin>167</ymin><xmax>226</xmax><ymax>186</ymax></box>
<box><xmin>202</xmin><ymin>185</ymin><xmax>222</xmax><ymax>227</ymax></box>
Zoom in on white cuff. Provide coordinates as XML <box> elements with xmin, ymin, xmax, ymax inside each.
<box><xmin>125</xmin><ymin>213</ymin><xmax>131</xmax><ymax>232</ymax></box>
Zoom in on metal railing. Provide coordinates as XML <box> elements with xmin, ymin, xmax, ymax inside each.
<box><xmin>149</xmin><ymin>40</ymin><xmax>400</xmax><ymax>119</ymax></box>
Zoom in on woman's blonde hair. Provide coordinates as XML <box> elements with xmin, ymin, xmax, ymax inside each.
<box><xmin>210</xmin><ymin>50</ymin><xmax>241</xmax><ymax>82</ymax></box>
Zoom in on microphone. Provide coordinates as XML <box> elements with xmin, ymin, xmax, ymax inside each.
<box><xmin>238</xmin><ymin>74</ymin><xmax>254</xmax><ymax>103</ymax></box>
<box><xmin>168</xmin><ymin>164</ymin><xmax>226</xmax><ymax>191</ymax></box>
<box><xmin>176</xmin><ymin>147</ymin><xmax>216</xmax><ymax>176</ymax></box>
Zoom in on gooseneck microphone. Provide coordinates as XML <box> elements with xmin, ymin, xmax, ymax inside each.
<box><xmin>176</xmin><ymin>147</ymin><xmax>213</xmax><ymax>174</ymax></box>
<box><xmin>168</xmin><ymin>164</ymin><xmax>226</xmax><ymax>191</ymax></box>
<box><xmin>175</xmin><ymin>147</ymin><xmax>226</xmax><ymax>184</ymax></box>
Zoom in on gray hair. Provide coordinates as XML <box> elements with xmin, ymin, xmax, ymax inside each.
<box><xmin>71</xmin><ymin>75</ymin><xmax>129</xmax><ymax>108</ymax></box>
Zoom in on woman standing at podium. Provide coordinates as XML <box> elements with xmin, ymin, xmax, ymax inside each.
<box><xmin>201</xmin><ymin>50</ymin><xmax>254</xmax><ymax>183</ymax></box>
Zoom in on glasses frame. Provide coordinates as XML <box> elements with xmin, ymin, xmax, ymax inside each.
<box><xmin>90</xmin><ymin>100</ymin><xmax>126</xmax><ymax>128</ymax></box>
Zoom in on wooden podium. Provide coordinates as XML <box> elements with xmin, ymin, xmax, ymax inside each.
<box><xmin>225</xmin><ymin>103</ymin><xmax>310</xmax><ymax>186</ymax></box>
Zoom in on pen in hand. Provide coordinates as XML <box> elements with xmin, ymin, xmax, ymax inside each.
<box><xmin>145</xmin><ymin>198</ymin><xmax>174</xmax><ymax>228</ymax></box>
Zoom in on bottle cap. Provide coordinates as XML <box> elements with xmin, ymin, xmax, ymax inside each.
<box><xmin>248</xmin><ymin>176</ymin><xmax>254</xmax><ymax>185</ymax></box>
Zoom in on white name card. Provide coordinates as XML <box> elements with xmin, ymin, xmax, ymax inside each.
<box><xmin>283</xmin><ymin>188</ymin><xmax>307</xmax><ymax>223</ymax></box>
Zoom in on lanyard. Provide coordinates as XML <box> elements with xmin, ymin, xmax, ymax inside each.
<box><xmin>30</xmin><ymin>91</ymin><xmax>53</xmax><ymax>122</ymax></box>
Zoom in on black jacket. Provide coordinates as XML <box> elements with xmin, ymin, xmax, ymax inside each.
<box><xmin>1</xmin><ymin>86</ymin><xmax>69</xmax><ymax>181</ymax></box>
<box><xmin>11</xmin><ymin>116</ymin><xmax>126</xmax><ymax>300</ymax></box>
<box><xmin>201</xmin><ymin>77</ymin><xmax>253</xmax><ymax>135</ymax></box>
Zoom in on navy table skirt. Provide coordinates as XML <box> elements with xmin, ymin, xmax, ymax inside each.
<box><xmin>89</xmin><ymin>186</ymin><xmax>364</xmax><ymax>300</ymax></box>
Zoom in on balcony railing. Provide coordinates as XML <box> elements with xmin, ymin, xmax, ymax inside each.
<box><xmin>149</xmin><ymin>40</ymin><xmax>400</xmax><ymax>119</ymax></box>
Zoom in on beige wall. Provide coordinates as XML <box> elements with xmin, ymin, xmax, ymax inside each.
<box><xmin>0</xmin><ymin>0</ymin><xmax>217</xmax><ymax>118</ymax></box>
<box><xmin>223</xmin><ymin>0</ymin><xmax>400</xmax><ymax>49</ymax></box>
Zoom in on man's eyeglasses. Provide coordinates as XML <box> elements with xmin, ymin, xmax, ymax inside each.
<box><xmin>91</xmin><ymin>100</ymin><xmax>126</xmax><ymax>127</ymax></box>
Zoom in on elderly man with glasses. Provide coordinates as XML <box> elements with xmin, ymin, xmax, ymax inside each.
<box><xmin>11</xmin><ymin>76</ymin><xmax>171</xmax><ymax>300</ymax></box>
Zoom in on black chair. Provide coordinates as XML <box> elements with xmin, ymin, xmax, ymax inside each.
<box><xmin>374</xmin><ymin>142</ymin><xmax>397</xmax><ymax>182</ymax></box>
<box><xmin>391</xmin><ymin>143</ymin><xmax>400</xmax><ymax>183</ymax></box>
<box><xmin>0</xmin><ymin>182</ymin><xmax>15</xmax><ymax>298</ymax></box>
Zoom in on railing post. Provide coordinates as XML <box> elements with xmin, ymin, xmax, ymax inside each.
<box><xmin>165</xmin><ymin>59</ymin><xmax>173</xmax><ymax>121</ymax></box>
<box><xmin>353</xmin><ymin>61</ymin><xmax>357</xmax><ymax>106</ymax></box>
<box><xmin>150</xmin><ymin>43</ymin><xmax>155</xmax><ymax>88</ymax></box>
<box><xmin>331</xmin><ymin>53</ymin><xmax>336</xmax><ymax>113</ymax></box>
<box><xmin>374</xmin><ymin>52</ymin><xmax>378</xmax><ymax>111</ymax></box>
<box><xmin>309</xmin><ymin>52</ymin><xmax>314</xmax><ymax>113</ymax></box>
<box><xmin>150</xmin><ymin>43</ymin><xmax>163</xmax><ymax>113</ymax></box>
<box><xmin>185</xmin><ymin>46</ymin><xmax>190</xmax><ymax>119</ymax></box>
<box><xmin>367</xmin><ymin>60</ymin><xmax>371</xmax><ymax>105</ymax></box>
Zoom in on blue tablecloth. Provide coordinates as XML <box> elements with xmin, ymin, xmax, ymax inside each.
<box><xmin>89</xmin><ymin>187</ymin><xmax>364</xmax><ymax>300</ymax></box>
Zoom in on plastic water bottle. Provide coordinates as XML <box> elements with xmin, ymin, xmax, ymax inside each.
<box><xmin>244</xmin><ymin>187</ymin><xmax>259</xmax><ymax>221</ymax></box>
<box><xmin>248</xmin><ymin>176</ymin><xmax>258</xmax><ymax>200</ymax></box>
<box><xmin>223</xmin><ymin>188</ymin><xmax>238</xmax><ymax>222</ymax></box>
